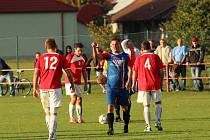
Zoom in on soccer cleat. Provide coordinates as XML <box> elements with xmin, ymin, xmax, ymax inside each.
<box><xmin>155</xmin><ymin>122</ymin><xmax>163</xmax><ymax>131</ymax></box>
<box><xmin>123</xmin><ymin>124</ymin><xmax>128</xmax><ymax>133</ymax></box>
<box><xmin>144</xmin><ymin>125</ymin><xmax>152</xmax><ymax>132</ymax></box>
<box><xmin>48</xmin><ymin>133</ymin><xmax>56</xmax><ymax>140</ymax></box>
<box><xmin>107</xmin><ymin>128</ymin><xmax>114</xmax><ymax>135</ymax></box>
<box><xmin>69</xmin><ymin>118</ymin><xmax>77</xmax><ymax>124</ymax></box>
<box><xmin>77</xmin><ymin>118</ymin><xmax>85</xmax><ymax>124</ymax></box>
<box><xmin>115</xmin><ymin>116</ymin><xmax>122</xmax><ymax>123</ymax></box>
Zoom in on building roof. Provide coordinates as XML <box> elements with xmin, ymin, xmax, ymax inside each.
<box><xmin>0</xmin><ymin>0</ymin><xmax>77</xmax><ymax>13</ymax></box>
<box><xmin>111</xmin><ymin>0</ymin><xmax>178</xmax><ymax>22</ymax></box>
<box><xmin>107</xmin><ymin>0</ymin><xmax>135</xmax><ymax>15</ymax></box>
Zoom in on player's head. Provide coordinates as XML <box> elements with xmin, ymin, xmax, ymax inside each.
<box><xmin>74</xmin><ymin>43</ymin><xmax>84</xmax><ymax>56</ymax></box>
<box><xmin>45</xmin><ymin>38</ymin><xmax>57</xmax><ymax>51</ymax></box>
<box><xmin>110</xmin><ymin>38</ymin><xmax>120</xmax><ymax>53</ymax></box>
<box><xmin>35</xmin><ymin>52</ymin><xmax>41</xmax><ymax>59</ymax></box>
<box><xmin>177</xmin><ymin>38</ymin><xmax>182</xmax><ymax>46</ymax></box>
<box><xmin>140</xmin><ymin>41</ymin><xmax>150</xmax><ymax>51</ymax></box>
<box><xmin>66</xmin><ymin>45</ymin><xmax>72</xmax><ymax>54</ymax></box>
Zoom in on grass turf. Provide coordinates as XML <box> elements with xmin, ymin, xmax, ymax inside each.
<box><xmin>0</xmin><ymin>90</ymin><xmax>210</xmax><ymax>140</ymax></box>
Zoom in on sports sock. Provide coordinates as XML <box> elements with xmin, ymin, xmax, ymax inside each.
<box><xmin>49</xmin><ymin>114</ymin><xmax>57</xmax><ymax>135</ymax></box>
<box><xmin>155</xmin><ymin>103</ymin><xmax>162</xmax><ymax>123</ymax></box>
<box><xmin>144</xmin><ymin>106</ymin><xmax>151</xmax><ymax>127</ymax></box>
<box><xmin>123</xmin><ymin>110</ymin><xmax>130</xmax><ymax>125</ymax></box>
<box><xmin>45</xmin><ymin>114</ymin><xmax>50</xmax><ymax>131</ymax></box>
<box><xmin>76</xmin><ymin>104</ymin><xmax>82</xmax><ymax>121</ymax></box>
<box><xmin>107</xmin><ymin>113</ymin><xmax>114</xmax><ymax>130</ymax></box>
<box><xmin>115</xmin><ymin>104</ymin><xmax>120</xmax><ymax>118</ymax></box>
<box><xmin>69</xmin><ymin>104</ymin><xmax>75</xmax><ymax>119</ymax></box>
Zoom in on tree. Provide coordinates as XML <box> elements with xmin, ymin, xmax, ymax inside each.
<box><xmin>163</xmin><ymin>0</ymin><xmax>209</xmax><ymax>48</ymax></box>
<box><xmin>87</xmin><ymin>21</ymin><xmax>115</xmax><ymax>50</ymax></box>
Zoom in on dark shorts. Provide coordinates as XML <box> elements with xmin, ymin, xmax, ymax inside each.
<box><xmin>106</xmin><ymin>88</ymin><xmax>129</xmax><ymax>106</ymax></box>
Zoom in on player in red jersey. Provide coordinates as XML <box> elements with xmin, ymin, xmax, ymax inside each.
<box><xmin>65</xmin><ymin>43</ymin><xmax>87</xmax><ymax>124</ymax></box>
<box><xmin>132</xmin><ymin>41</ymin><xmax>164</xmax><ymax>132</ymax></box>
<box><xmin>33</xmin><ymin>38</ymin><xmax>75</xmax><ymax>140</ymax></box>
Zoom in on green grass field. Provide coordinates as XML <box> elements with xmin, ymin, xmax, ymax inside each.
<box><xmin>0</xmin><ymin>90</ymin><xmax>210</xmax><ymax>140</ymax></box>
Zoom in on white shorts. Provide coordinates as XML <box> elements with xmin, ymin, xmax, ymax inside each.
<box><xmin>40</xmin><ymin>88</ymin><xmax>62</xmax><ymax>110</ymax></box>
<box><xmin>65</xmin><ymin>84</ymin><xmax>83</xmax><ymax>97</ymax></box>
<box><xmin>137</xmin><ymin>90</ymin><xmax>162</xmax><ymax>106</ymax></box>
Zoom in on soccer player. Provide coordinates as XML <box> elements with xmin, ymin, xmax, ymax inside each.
<box><xmin>92</xmin><ymin>38</ymin><xmax>132</xmax><ymax>135</ymax></box>
<box><xmin>132</xmin><ymin>41</ymin><xmax>164</xmax><ymax>132</ymax></box>
<box><xmin>33</xmin><ymin>38</ymin><xmax>75</xmax><ymax>140</ymax></box>
<box><xmin>65</xmin><ymin>43</ymin><xmax>87</xmax><ymax>124</ymax></box>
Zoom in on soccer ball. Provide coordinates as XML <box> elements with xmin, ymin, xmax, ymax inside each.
<box><xmin>98</xmin><ymin>114</ymin><xmax>107</xmax><ymax>124</ymax></box>
<box><xmin>97</xmin><ymin>75</ymin><xmax>107</xmax><ymax>84</ymax></box>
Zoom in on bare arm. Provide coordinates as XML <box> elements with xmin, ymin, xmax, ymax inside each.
<box><xmin>131</xmin><ymin>70</ymin><xmax>137</xmax><ymax>92</ymax></box>
<box><xmin>125</xmin><ymin>65</ymin><xmax>132</xmax><ymax>90</ymax></box>
<box><xmin>33</xmin><ymin>68</ymin><xmax>40</xmax><ymax>98</ymax></box>
<box><xmin>64</xmin><ymin>69</ymin><xmax>75</xmax><ymax>92</ymax></box>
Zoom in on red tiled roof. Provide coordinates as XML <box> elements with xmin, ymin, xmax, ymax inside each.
<box><xmin>0</xmin><ymin>0</ymin><xmax>77</xmax><ymax>13</ymax></box>
<box><xmin>77</xmin><ymin>4</ymin><xmax>103</xmax><ymax>25</ymax></box>
<box><xmin>111</xmin><ymin>0</ymin><xmax>178</xmax><ymax>22</ymax></box>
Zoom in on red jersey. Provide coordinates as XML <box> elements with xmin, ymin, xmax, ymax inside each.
<box><xmin>35</xmin><ymin>52</ymin><xmax>69</xmax><ymax>89</ymax></box>
<box><xmin>65</xmin><ymin>53</ymin><xmax>86</xmax><ymax>84</ymax></box>
<box><xmin>133</xmin><ymin>52</ymin><xmax>163</xmax><ymax>90</ymax></box>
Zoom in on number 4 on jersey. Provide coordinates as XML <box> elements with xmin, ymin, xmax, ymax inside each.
<box><xmin>144</xmin><ymin>58</ymin><xmax>151</xmax><ymax>70</ymax></box>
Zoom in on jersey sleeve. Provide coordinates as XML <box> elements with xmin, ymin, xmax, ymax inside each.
<box><xmin>35</xmin><ymin>57</ymin><xmax>40</xmax><ymax>69</ymax></box>
<box><xmin>127</xmin><ymin>56</ymin><xmax>132</xmax><ymax>67</ymax></box>
<box><xmin>156</xmin><ymin>55</ymin><xmax>164</xmax><ymax>70</ymax></box>
<box><xmin>62</xmin><ymin>55</ymin><xmax>70</xmax><ymax>70</ymax></box>
<box><xmin>133</xmin><ymin>56</ymin><xmax>140</xmax><ymax>71</ymax></box>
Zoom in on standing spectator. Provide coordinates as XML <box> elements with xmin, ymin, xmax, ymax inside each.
<box><xmin>94</xmin><ymin>44</ymin><xmax>107</xmax><ymax>94</ymax></box>
<box><xmin>172</xmin><ymin>38</ymin><xmax>188</xmax><ymax>91</ymax></box>
<box><xmin>84</xmin><ymin>54</ymin><xmax>92</xmax><ymax>95</ymax></box>
<box><xmin>65</xmin><ymin>45</ymin><xmax>72</xmax><ymax>56</ymax></box>
<box><xmin>34</xmin><ymin>52</ymin><xmax>41</xmax><ymax>67</ymax></box>
<box><xmin>186</xmin><ymin>36</ymin><xmax>205</xmax><ymax>91</ymax></box>
<box><xmin>149</xmin><ymin>39</ymin><xmax>156</xmax><ymax>53</ymax></box>
<box><xmin>92</xmin><ymin>38</ymin><xmax>132</xmax><ymax>135</ymax></box>
<box><xmin>132</xmin><ymin>41</ymin><xmax>164</xmax><ymax>132</ymax></box>
<box><xmin>33</xmin><ymin>38</ymin><xmax>75</xmax><ymax>140</ymax></box>
<box><xmin>155</xmin><ymin>39</ymin><xmax>174</xmax><ymax>91</ymax></box>
<box><xmin>65</xmin><ymin>43</ymin><xmax>87</xmax><ymax>124</ymax></box>
<box><xmin>0</xmin><ymin>57</ymin><xmax>15</xmax><ymax>96</ymax></box>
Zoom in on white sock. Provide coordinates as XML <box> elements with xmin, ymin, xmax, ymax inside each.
<box><xmin>155</xmin><ymin>104</ymin><xmax>162</xmax><ymax>123</ymax></box>
<box><xmin>76</xmin><ymin>104</ymin><xmax>82</xmax><ymax>120</ymax></box>
<box><xmin>144</xmin><ymin>106</ymin><xmax>151</xmax><ymax>127</ymax></box>
<box><xmin>69</xmin><ymin>104</ymin><xmax>75</xmax><ymax>119</ymax></box>
<box><xmin>45</xmin><ymin>115</ymin><xmax>50</xmax><ymax>131</ymax></box>
<box><xmin>49</xmin><ymin>114</ymin><xmax>57</xmax><ymax>135</ymax></box>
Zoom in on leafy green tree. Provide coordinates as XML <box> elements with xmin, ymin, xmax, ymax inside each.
<box><xmin>87</xmin><ymin>21</ymin><xmax>115</xmax><ymax>50</ymax></box>
<box><xmin>163</xmin><ymin>0</ymin><xmax>209</xmax><ymax>48</ymax></box>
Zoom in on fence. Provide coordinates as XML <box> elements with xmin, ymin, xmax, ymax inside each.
<box><xmin>165</xmin><ymin>63</ymin><xmax>210</xmax><ymax>92</ymax></box>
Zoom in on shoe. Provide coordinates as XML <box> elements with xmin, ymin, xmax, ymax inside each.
<box><xmin>155</xmin><ymin>122</ymin><xmax>163</xmax><ymax>131</ymax></box>
<box><xmin>123</xmin><ymin>124</ymin><xmax>128</xmax><ymax>133</ymax></box>
<box><xmin>175</xmin><ymin>89</ymin><xmax>179</xmax><ymax>92</ymax></box>
<box><xmin>48</xmin><ymin>132</ymin><xmax>56</xmax><ymax>140</ymax></box>
<box><xmin>115</xmin><ymin>116</ymin><xmax>122</xmax><ymax>123</ymax></box>
<box><xmin>107</xmin><ymin>128</ymin><xmax>114</xmax><ymax>135</ymax></box>
<box><xmin>69</xmin><ymin>118</ymin><xmax>77</xmax><ymax>124</ymax></box>
<box><xmin>144</xmin><ymin>125</ymin><xmax>152</xmax><ymax>132</ymax></box>
<box><xmin>77</xmin><ymin>118</ymin><xmax>85</xmax><ymax>123</ymax></box>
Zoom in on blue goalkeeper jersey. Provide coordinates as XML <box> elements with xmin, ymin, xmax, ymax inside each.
<box><xmin>105</xmin><ymin>52</ymin><xmax>130</xmax><ymax>89</ymax></box>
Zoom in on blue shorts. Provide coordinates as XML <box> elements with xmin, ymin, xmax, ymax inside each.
<box><xmin>106</xmin><ymin>88</ymin><xmax>129</xmax><ymax>106</ymax></box>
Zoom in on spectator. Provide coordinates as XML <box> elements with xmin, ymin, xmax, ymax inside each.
<box><xmin>92</xmin><ymin>38</ymin><xmax>132</xmax><ymax>135</ymax></box>
<box><xmin>155</xmin><ymin>38</ymin><xmax>174</xmax><ymax>91</ymax></box>
<box><xmin>33</xmin><ymin>38</ymin><xmax>75</xmax><ymax>140</ymax></box>
<box><xmin>132</xmin><ymin>41</ymin><xmax>164</xmax><ymax>132</ymax></box>
<box><xmin>186</xmin><ymin>36</ymin><xmax>206</xmax><ymax>91</ymax></box>
<box><xmin>34</xmin><ymin>52</ymin><xmax>41</xmax><ymax>67</ymax></box>
<box><xmin>65</xmin><ymin>45</ymin><xmax>72</xmax><ymax>56</ymax></box>
<box><xmin>149</xmin><ymin>39</ymin><xmax>156</xmax><ymax>53</ymax></box>
<box><xmin>0</xmin><ymin>57</ymin><xmax>15</xmax><ymax>96</ymax></box>
<box><xmin>172</xmin><ymin>38</ymin><xmax>188</xmax><ymax>91</ymax></box>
